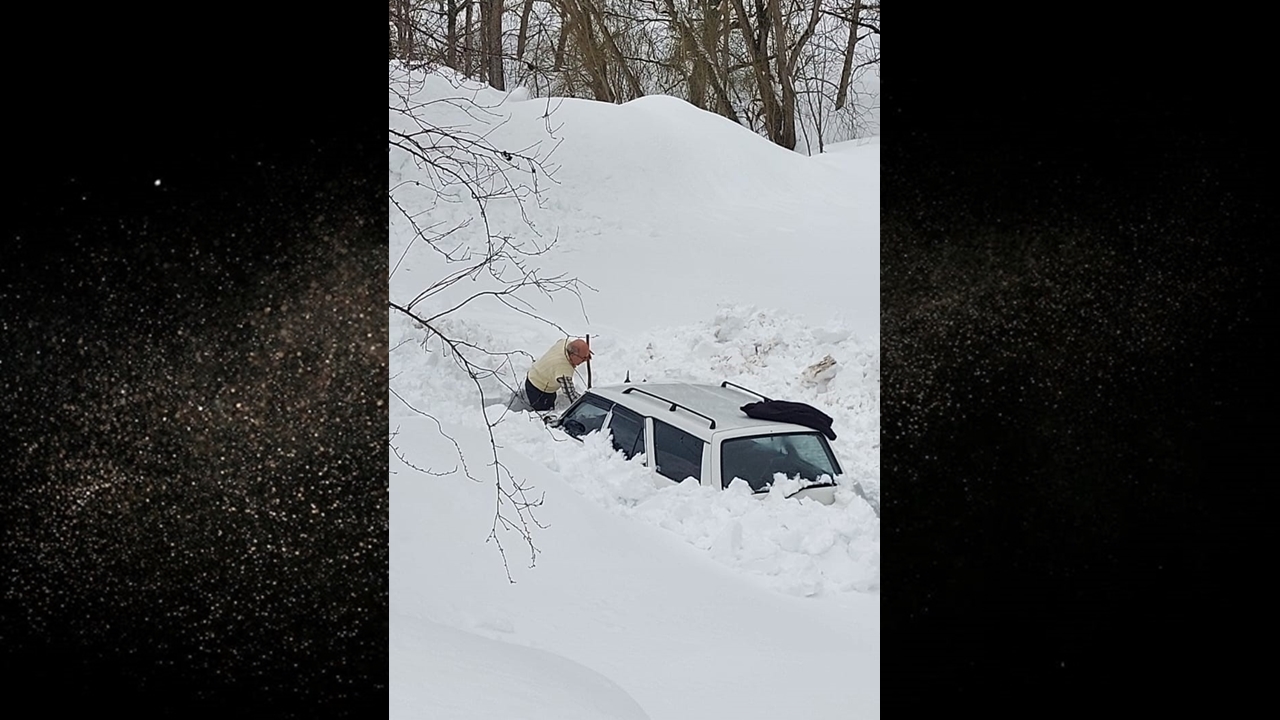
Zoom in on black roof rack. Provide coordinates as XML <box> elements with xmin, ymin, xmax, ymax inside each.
<box><xmin>621</xmin><ymin>387</ymin><xmax>717</xmax><ymax>429</ymax></box>
<box><xmin>720</xmin><ymin>381</ymin><xmax>772</xmax><ymax>401</ymax></box>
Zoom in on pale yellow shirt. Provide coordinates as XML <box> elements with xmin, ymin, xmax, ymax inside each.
<box><xmin>527</xmin><ymin>339</ymin><xmax>579</xmax><ymax>395</ymax></box>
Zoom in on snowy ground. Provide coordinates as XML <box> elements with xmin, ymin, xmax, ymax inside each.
<box><xmin>389</xmin><ymin>64</ymin><xmax>879</xmax><ymax>719</ymax></box>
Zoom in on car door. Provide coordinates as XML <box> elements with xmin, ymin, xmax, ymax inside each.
<box><xmin>603</xmin><ymin>403</ymin><xmax>646</xmax><ymax>462</ymax></box>
<box><xmin>650</xmin><ymin>419</ymin><xmax>706</xmax><ymax>485</ymax></box>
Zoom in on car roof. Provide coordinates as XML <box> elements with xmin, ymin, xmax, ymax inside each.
<box><xmin>584</xmin><ymin>382</ymin><xmax>820</xmax><ymax>438</ymax></box>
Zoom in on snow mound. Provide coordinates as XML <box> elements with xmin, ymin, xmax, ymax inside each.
<box><xmin>392</xmin><ymin>618</ymin><xmax>650</xmax><ymax>720</ymax></box>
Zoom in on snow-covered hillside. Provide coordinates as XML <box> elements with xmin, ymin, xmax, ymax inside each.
<box><xmin>389</xmin><ymin>64</ymin><xmax>880</xmax><ymax>719</ymax></box>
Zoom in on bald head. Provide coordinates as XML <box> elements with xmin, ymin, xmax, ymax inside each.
<box><xmin>567</xmin><ymin>338</ymin><xmax>592</xmax><ymax>366</ymax></box>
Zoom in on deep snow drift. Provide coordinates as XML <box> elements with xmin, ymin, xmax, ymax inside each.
<box><xmin>390</xmin><ymin>64</ymin><xmax>879</xmax><ymax>719</ymax></box>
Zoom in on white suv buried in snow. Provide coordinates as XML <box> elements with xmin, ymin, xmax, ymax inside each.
<box><xmin>550</xmin><ymin>381</ymin><xmax>872</xmax><ymax>509</ymax></box>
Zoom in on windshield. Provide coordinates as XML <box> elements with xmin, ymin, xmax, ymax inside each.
<box><xmin>720</xmin><ymin>432</ymin><xmax>840</xmax><ymax>492</ymax></box>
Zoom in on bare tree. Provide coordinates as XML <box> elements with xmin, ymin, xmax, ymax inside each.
<box><xmin>447</xmin><ymin>0</ymin><xmax>465</xmax><ymax>69</ymax></box>
<box><xmin>517</xmin><ymin>0</ymin><xmax>538</xmax><ymax>61</ymax></box>
<box><xmin>483</xmin><ymin>0</ymin><xmax>506</xmax><ymax>89</ymax></box>
<box><xmin>388</xmin><ymin>66</ymin><xmax>591</xmax><ymax>579</ymax></box>
<box><xmin>464</xmin><ymin>1</ymin><xmax>476</xmax><ymax>75</ymax></box>
<box><xmin>660</xmin><ymin>0</ymin><xmax>742</xmax><ymax>121</ymax></box>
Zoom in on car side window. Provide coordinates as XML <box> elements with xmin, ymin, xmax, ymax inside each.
<box><xmin>721</xmin><ymin>433</ymin><xmax>838</xmax><ymax>491</ymax></box>
<box><xmin>607</xmin><ymin>405</ymin><xmax>645</xmax><ymax>460</ymax></box>
<box><xmin>652</xmin><ymin>420</ymin><xmax>704</xmax><ymax>483</ymax></box>
<box><xmin>559</xmin><ymin>395</ymin><xmax>612</xmax><ymax>439</ymax></box>
<box><xmin>721</xmin><ymin>435</ymin><xmax>783</xmax><ymax>491</ymax></box>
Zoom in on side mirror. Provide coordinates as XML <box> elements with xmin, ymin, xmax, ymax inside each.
<box><xmin>562</xmin><ymin>418</ymin><xmax>587</xmax><ymax>437</ymax></box>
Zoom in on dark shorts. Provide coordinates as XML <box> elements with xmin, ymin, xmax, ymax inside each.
<box><xmin>525</xmin><ymin>377</ymin><xmax>556</xmax><ymax>412</ymax></box>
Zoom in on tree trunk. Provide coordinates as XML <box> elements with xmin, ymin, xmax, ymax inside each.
<box><xmin>752</xmin><ymin>0</ymin><xmax>769</xmax><ymax>57</ymax></box>
<box><xmin>447</xmin><ymin>0</ymin><xmax>460</xmax><ymax>69</ymax></box>
<box><xmin>729</xmin><ymin>0</ymin><xmax>783</xmax><ymax>145</ymax></box>
<box><xmin>720</xmin><ymin>0</ymin><xmax>733</xmax><ymax>115</ymax></box>
<box><xmin>690</xmin><ymin>0</ymin><xmax>714</xmax><ymax>109</ymax></box>
<box><xmin>769</xmin><ymin>0</ymin><xmax>795</xmax><ymax>149</ymax></box>
<box><xmin>516</xmin><ymin>0</ymin><xmax>535</xmax><ymax>61</ymax></box>
<box><xmin>464</xmin><ymin>2</ymin><xmax>475</xmax><ymax>76</ymax></box>
<box><xmin>485</xmin><ymin>0</ymin><xmax>505</xmax><ymax>90</ymax></box>
<box><xmin>553</xmin><ymin>10</ymin><xmax>568</xmax><ymax>70</ymax></box>
<box><xmin>704</xmin><ymin>1</ymin><xmax>720</xmax><ymax>77</ymax></box>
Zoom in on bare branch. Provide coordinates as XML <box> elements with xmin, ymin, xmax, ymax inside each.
<box><xmin>389</xmin><ymin>64</ymin><xmax>593</xmax><ymax>579</ymax></box>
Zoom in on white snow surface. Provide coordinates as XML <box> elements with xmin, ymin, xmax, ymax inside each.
<box><xmin>390</xmin><ymin>64</ymin><xmax>880</xmax><ymax>720</ymax></box>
